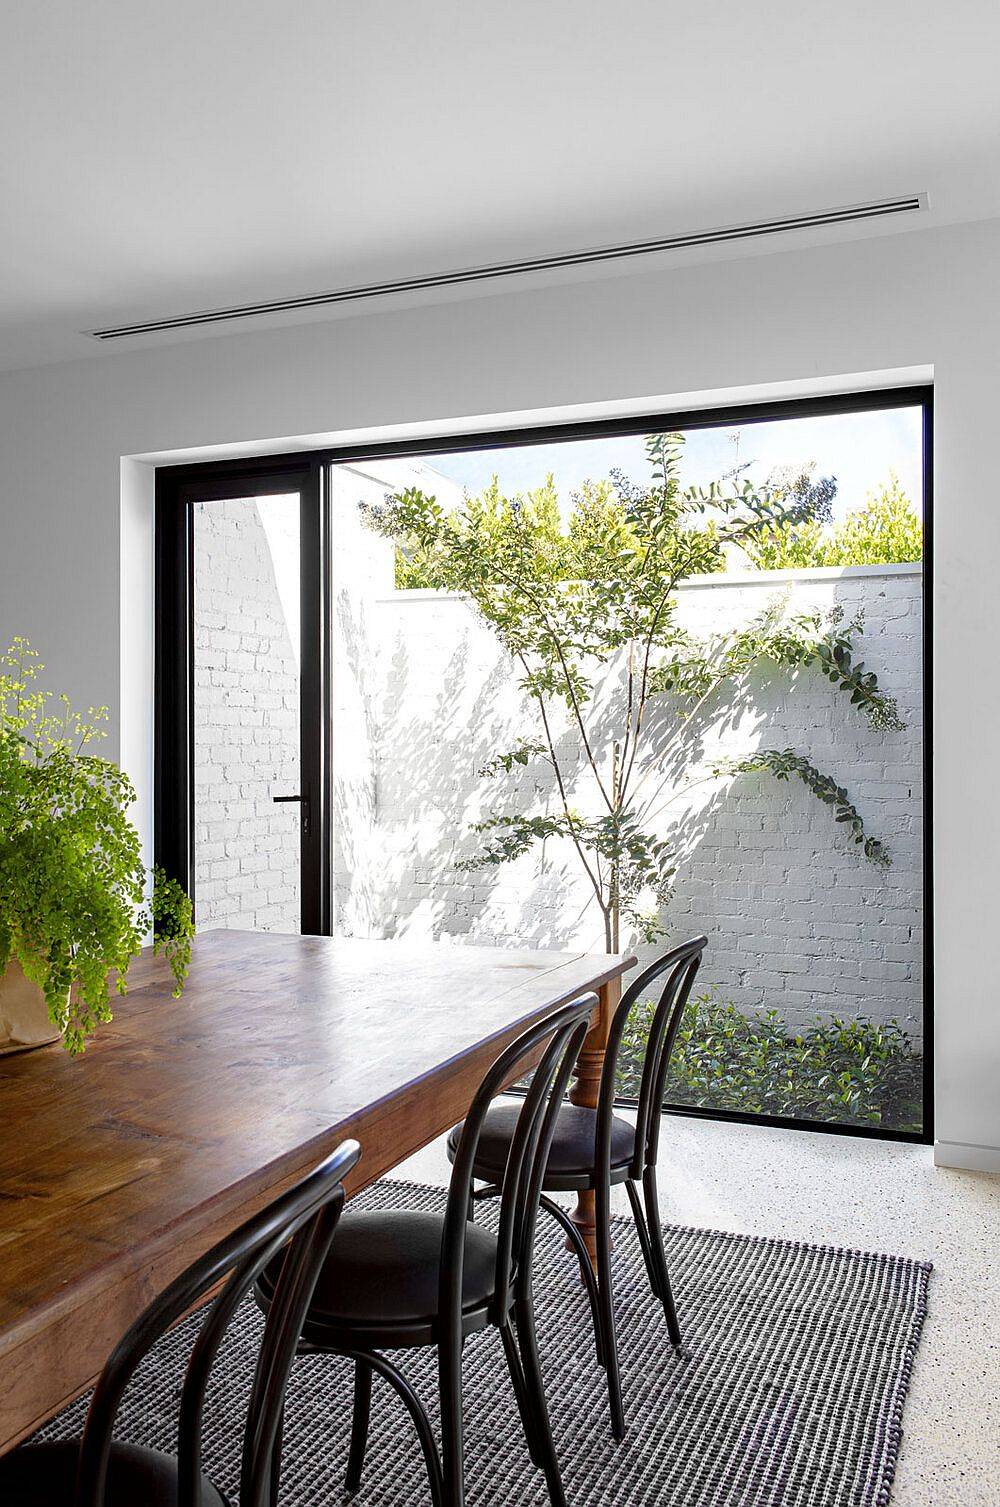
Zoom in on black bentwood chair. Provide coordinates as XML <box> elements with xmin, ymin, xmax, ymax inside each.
<box><xmin>0</xmin><ymin>1140</ymin><xmax>361</xmax><ymax>1507</ymax></box>
<box><xmin>254</xmin><ymin>995</ymin><xmax>594</xmax><ymax>1507</ymax></box>
<box><xmin>448</xmin><ymin>936</ymin><xmax>707</xmax><ymax>1441</ymax></box>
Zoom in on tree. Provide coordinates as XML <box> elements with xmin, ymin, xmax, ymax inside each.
<box><xmin>745</xmin><ymin>471</ymin><xmax>922</xmax><ymax>570</ymax></box>
<box><xmin>361</xmin><ymin>435</ymin><xmax>902</xmax><ymax>953</ymax></box>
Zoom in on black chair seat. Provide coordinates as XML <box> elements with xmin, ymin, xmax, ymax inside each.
<box><xmin>261</xmin><ymin>1209</ymin><xmax>499</xmax><ymax>1333</ymax></box>
<box><xmin>0</xmin><ymin>1439</ymin><xmax>228</xmax><ymax>1507</ymax></box>
<box><xmin>448</xmin><ymin>1102</ymin><xmax>635</xmax><ymax>1190</ymax></box>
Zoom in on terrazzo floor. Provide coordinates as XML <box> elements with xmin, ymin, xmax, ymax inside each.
<box><xmin>390</xmin><ymin>1106</ymin><xmax>999</xmax><ymax>1507</ymax></box>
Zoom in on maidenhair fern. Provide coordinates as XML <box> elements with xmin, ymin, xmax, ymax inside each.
<box><xmin>0</xmin><ymin>638</ymin><xmax>193</xmax><ymax>1052</ymax></box>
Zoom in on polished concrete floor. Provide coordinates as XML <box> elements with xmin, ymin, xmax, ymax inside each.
<box><xmin>391</xmin><ymin>1108</ymin><xmax>1000</xmax><ymax>1507</ymax></box>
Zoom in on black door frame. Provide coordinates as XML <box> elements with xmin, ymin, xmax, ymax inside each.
<box><xmin>154</xmin><ymin>383</ymin><xmax>932</xmax><ymax>1142</ymax></box>
<box><xmin>154</xmin><ymin>456</ymin><xmax>330</xmax><ymax>934</ymax></box>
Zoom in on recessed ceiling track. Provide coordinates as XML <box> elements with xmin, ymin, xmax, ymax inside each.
<box><xmin>91</xmin><ymin>194</ymin><xmax>926</xmax><ymax>341</ymax></box>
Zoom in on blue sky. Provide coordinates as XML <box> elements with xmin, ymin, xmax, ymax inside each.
<box><xmin>426</xmin><ymin>405</ymin><xmax>924</xmax><ymax>522</ymax></box>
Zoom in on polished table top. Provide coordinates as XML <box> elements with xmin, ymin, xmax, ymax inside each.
<box><xmin>0</xmin><ymin>929</ymin><xmax>632</xmax><ymax>1451</ymax></box>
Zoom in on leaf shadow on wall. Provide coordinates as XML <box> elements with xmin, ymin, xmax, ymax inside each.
<box><xmin>331</xmin><ymin>577</ymin><xmax>921</xmax><ymax>1042</ymax></box>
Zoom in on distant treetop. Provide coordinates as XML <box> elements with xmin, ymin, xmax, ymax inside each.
<box><xmin>390</xmin><ymin>462</ymin><xmax>920</xmax><ymax>590</ymax></box>
<box><xmin>740</xmin><ymin>471</ymin><xmax>921</xmax><ymax>571</ymax></box>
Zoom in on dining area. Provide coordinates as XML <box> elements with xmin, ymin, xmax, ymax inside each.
<box><xmin>0</xmin><ymin>925</ymin><xmax>940</xmax><ymax>1506</ymax></box>
<box><xmin>0</xmin><ymin>425</ymin><xmax>946</xmax><ymax>1505</ymax></box>
<box><xmin>0</xmin><ymin>535</ymin><xmax>942</xmax><ymax>1506</ymax></box>
<box><xmin>10</xmin><ymin>3</ymin><xmax>1000</xmax><ymax>1488</ymax></box>
<box><xmin>0</xmin><ymin>929</ymin><xmax>657</xmax><ymax>1504</ymax></box>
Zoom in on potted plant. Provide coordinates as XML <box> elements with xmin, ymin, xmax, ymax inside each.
<box><xmin>0</xmin><ymin>637</ymin><xmax>193</xmax><ymax>1055</ymax></box>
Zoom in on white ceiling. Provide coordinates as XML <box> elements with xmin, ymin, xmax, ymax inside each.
<box><xmin>2</xmin><ymin>0</ymin><xmax>999</xmax><ymax>373</ymax></box>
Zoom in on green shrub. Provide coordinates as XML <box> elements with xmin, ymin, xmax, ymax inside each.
<box><xmin>617</xmin><ymin>992</ymin><xmax>923</xmax><ymax>1133</ymax></box>
<box><xmin>746</xmin><ymin>473</ymin><xmax>922</xmax><ymax>570</ymax></box>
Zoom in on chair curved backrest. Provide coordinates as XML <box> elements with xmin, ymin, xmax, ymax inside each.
<box><xmin>73</xmin><ymin>1138</ymin><xmax>361</xmax><ymax>1507</ymax></box>
<box><xmin>596</xmin><ymin>937</ymin><xmax>707</xmax><ymax>1184</ymax></box>
<box><xmin>443</xmin><ymin>995</ymin><xmax>594</xmax><ymax>1327</ymax></box>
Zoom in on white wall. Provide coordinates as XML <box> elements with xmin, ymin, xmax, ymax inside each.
<box><xmin>192</xmin><ymin>496</ymin><xmax>301</xmax><ymax>933</ymax></box>
<box><xmin>0</xmin><ymin>216</ymin><xmax>996</xmax><ymax>1167</ymax></box>
<box><xmin>335</xmin><ymin>565</ymin><xmax>923</xmax><ymax>1041</ymax></box>
<box><xmin>326</xmin><ymin>457</ymin><xmax>465</xmax><ymax>936</ymax></box>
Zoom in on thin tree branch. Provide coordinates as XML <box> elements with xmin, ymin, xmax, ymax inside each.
<box><xmin>515</xmin><ymin>651</ymin><xmax>607</xmax><ymax>911</ymax></box>
<box><xmin>478</xmin><ymin>559</ymin><xmax>616</xmax><ymax>814</ymax></box>
<box><xmin>630</xmin><ymin>660</ymin><xmax>746</xmax><ymax>820</ymax></box>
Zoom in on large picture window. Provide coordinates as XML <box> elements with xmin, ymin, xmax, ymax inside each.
<box><xmin>157</xmin><ymin>388</ymin><xmax>932</xmax><ymax>1141</ymax></box>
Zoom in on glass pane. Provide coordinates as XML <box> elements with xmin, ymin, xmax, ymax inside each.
<box><xmin>329</xmin><ymin>402</ymin><xmax>925</xmax><ymax>1135</ymax></box>
<box><xmin>192</xmin><ymin>493</ymin><xmax>301</xmax><ymax>933</ymax></box>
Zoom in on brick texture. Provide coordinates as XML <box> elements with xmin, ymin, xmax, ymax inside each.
<box><xmin>332</xmin><ymin>538</ymin><xmax>923</xmax><ymax>1039</ymax></box>
<box><xmin>192</xmin><ymin>497</ymin><xmax>301</xmax><ymax>933</ymax></box>
<box><xmin>192</xmin><ymin>470</ymin><xmax>923</xmax><ymax>1041</ymax></box>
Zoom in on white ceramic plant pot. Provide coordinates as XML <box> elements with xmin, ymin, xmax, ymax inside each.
<box><xmin>0</xmin><ymin>960</ymin><xmax>63</xmax><ymax>1055</ymax></box>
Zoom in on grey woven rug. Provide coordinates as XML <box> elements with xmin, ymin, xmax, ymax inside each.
<box><xmin>39</xmin><ymin>1178</ymin><xmax>931</xmax><ymax>1506</ymax></box>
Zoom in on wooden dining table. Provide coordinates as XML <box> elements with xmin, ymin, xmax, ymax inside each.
<box><xmin>0</xmin><ymin>929</ymin><xmax>634</xmax><ymax>1456</ymax></box>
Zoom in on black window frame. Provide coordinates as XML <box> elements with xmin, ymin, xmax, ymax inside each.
<box><xmin>155</xmin><ymin>456</ymin><xmax>330</xmax><ymax>935</ymax></box>
<box><xmin>155</xmin><ymin>384</ymin><xmax>933</xmax><ymax>1144</ymax></box>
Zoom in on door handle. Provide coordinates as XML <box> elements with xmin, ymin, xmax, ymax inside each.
<box><xmin>272</xmin><ymin>791</ymin><xmax>311</xmax><ymax>836</ymax></box>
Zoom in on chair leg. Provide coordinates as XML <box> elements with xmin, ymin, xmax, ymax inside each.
<box><xmin>625</xmin><ymin>1179</ymin><xmax>659</xmax><ymax>1298</ymax></box>
<box><xmin>595</xmin><ymin>1177</ymin><xmax>626</xmax><ymax>1441</ymax></box>
<box><xmin>345</xmin><ymin>1358</ymin><xmax>372</xmax><ymax>1494</ymax></box>
<box><xmin>439</xmin><ymin>1332</ymin><xmax>466</xmax><ymax>1507</ymax></box>
<box><xmin>642</xmin><ymin>1165</ymin><xmax>682</xmax><ymax>1351</ymax></box>
<box><xmin>338</xmin><ymin>1350</ymin><xmax>444</xmax><ymax>1505</ymax></box>
<box><xmin>538</xmin><ymin>1193</ymin><xmax>605</xmax><ymax>1369</ymax></box>
<box><xmin>513</xmin><ymin>1299</ymin><xmax>568</xmax><ymax>1507</ymax></box>
<box><xmin>499</xmin><ymin>1321</ymin><xmax>544</xmax><ymax>1468</ymax></box>
<box><xmin>268</xmin><ymin>1401</ymin><xmax>284</xmax><ymax>1507</ymax></box>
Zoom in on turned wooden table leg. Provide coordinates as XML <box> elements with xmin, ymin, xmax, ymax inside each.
<box><xmin>566</xmin><ymin>973</ymin><xmax>619</xmax><ymax>1274</ymax></box>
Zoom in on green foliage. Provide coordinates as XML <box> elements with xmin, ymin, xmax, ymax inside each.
<box><xmin>462</xmin><ymin>808</ymin><xmax>676</xmax><ymax>943</ymax></box>
<box><xmin>715</xmin><ymin>749</ymin><xmax>891</xmax><ymax>867</ymax></box>
<box><xmin>746</xmin><ymin>473</ymin><xmax>922</xmax><ymax>570</ymax></box>
<box><xmin>395</xmin><ymin>475</ymin><xmax>577</xmax><ymax>589</ymax></box>
<box><xmin>0</xmin><ymin>638</ymin><xmax>194</xmax><ymax>1053</ymax></box>
<box><xmin>477</xmin><ymin>739</ymin><xmax>547</xmax><ymax>778</ymax></box>
<box><xmin>150</xmin><ymin>866</ymin><xmax>194</xmax><ymax>998</ymax></box>
<box><xmin>618</xmin><ymin>992</ymin><xmax>923</xmax><ymax>1132</ymax></box>
<box><xmin>718</xmin><ymin>601</ymin><xmax>902</xmax><ymax>731</ymax></box>
<box><xmin>362</xmin><ymin>435</ymin><xmax>901</xmax><ymax>951</ymax></box>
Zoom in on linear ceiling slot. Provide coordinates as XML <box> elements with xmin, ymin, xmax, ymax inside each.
<box><xmin>91</xmin><ymin>194</ymin><xmax>927</xmax><ymax>341</ymax></box>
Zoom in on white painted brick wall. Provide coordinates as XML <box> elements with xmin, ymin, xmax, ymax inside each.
<box><xmin>192</xmin><ymin>498</ymin><xmax>301</xmax><ymax>933</ymax></box>
<box><xmin>191</xmin><ymin>473</ymin><xmax>923</xmax><ymax>1039</ymax></box>
<box><xmin>331</xmin><ymin>539</ymin><xmax>923</xmax><ymax>1039</ymax></box>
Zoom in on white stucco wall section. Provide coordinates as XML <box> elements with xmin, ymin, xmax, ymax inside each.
<box><xmin>0</xmin><ymin>214</ymin><xmax>996</xmax><ymax>1165</ymax></box>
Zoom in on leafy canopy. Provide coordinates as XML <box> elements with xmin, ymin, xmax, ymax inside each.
<box><xmin>362</xmin><ymin>435</ymin><xmax>902</xmax><ymax>952</ymax></box>
<box><xmin>0</xmin><ymin>638</ymin><xmax>193</xmax><ymax>1052</ymax></box>
<box><xmin>744</xmin><ymin>472</ymin><xmax>922</xmax><ymax>570</ymax></box>
<box><xmin>394</xmin><ymin>468</ymin><xmax>921</xmax><ymax>586</ymax></box>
